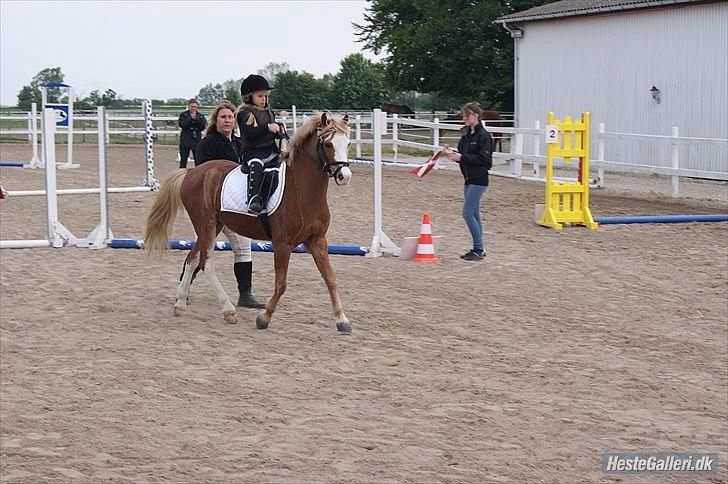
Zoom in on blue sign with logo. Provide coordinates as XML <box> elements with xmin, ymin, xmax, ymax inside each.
<box><xmin>46</xmin><ymin>104</ymin><xmax>69</xmax><ymax>127</ymax></box>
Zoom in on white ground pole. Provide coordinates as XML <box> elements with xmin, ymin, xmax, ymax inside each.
<box><xmin>80</xmin><ymin>106</ymin><xmax>114</xmax><ymax>249</ymax></box>
<box><xmin>366</xmin><ymin>109</ymin><xmax>399</xmax><ymax>258</ymax></box>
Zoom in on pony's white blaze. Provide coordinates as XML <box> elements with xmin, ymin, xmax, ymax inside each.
<box><xmin>332</xmin><ymin>131</ymin><xmax>352</xmax><ymax>185</ymax></box>
<box><xmin>337</xmin><ymin>166</ymin><xmax>352</xmax><ymax>185</ymax></box>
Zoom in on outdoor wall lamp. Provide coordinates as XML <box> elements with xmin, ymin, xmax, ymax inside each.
<box><xmin>650</xmin><ymin>86</ymin><xmax>661</xmax><ymax>104</ymax></box>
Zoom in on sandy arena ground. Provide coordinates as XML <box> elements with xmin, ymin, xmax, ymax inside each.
<box><xmin>1</xmin><ymin>143</ymin><xmax>727</xmax><ymax>483</ymax></box>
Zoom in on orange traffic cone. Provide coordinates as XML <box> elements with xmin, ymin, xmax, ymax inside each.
<box><xmin>412</xmin><ymin>212</ymin><xmax>438</xmax><ymax>263</ymax></box>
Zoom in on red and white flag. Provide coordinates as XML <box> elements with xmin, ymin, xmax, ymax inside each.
<box><xmin>410</xmin><ymin>150</ymin><xmax>443</xmax><ymax>178</ymax></box>
<box><xmin>0</xmin><ymin>185</ymin><xmax>6</xmax><ymax>199</ymax></box>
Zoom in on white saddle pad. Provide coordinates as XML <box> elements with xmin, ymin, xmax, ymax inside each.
<box><xmin>221</xmin><ymin>162</ymin><xmax>286</xmax><ymax>216</ymax></box>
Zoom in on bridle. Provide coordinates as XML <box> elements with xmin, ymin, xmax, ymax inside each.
<box><xmin>293</xmin><ymin>129</ymin><xmax>351</xmax><ymax>185</ymax></box>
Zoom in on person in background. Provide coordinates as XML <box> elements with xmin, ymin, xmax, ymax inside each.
<box><xmin>236</xmin><ymin>74</ymin><xmax>282</xmax><ymax>214</ymax></box>
<box><xmin>443</xmin><ymin>101</ymin><xmax>494</xmax><ymax>262</ymax></box>
<box><xmin>186</xmin><ymin>101</ymin><xmax>266</xmax><ymax>309</ymax></box>
<box><xmin>177</xmin><ymin>98</ymin><xmax>206</xmax><ymax>168</ymax></box>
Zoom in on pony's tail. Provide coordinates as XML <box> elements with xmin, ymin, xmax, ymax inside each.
<box><xmin>144</xmin><ymin>169</ymin><xmax>188</xmax><ymax>260</ymax></box>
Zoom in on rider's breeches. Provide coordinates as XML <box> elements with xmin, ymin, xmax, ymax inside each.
<box><xmin>221</xmin><ymin>225</ymin><xmax>252</xmax><ymax>263</ymax></box>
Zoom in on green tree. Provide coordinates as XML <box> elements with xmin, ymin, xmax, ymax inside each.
<box><xmin>197</xmin><ymin>83</ymin><xmax>225</xmax><ymax>105</ymax></box>
<box><xmin>256</xmin><ymin>62</ymin><xmax>290</xmax><ymax>84</ymax></box>
<box><xmin>16</xmin><ymin>86</ymin><xmax>35</xmax><ymax>110</ymax></box>
<box><xmin>16</xmin><ymin>67</ymin><xmax>65</xmax><ymax>109</ymax></box>
<box><xmin>220</xmin><ymin>78</ymin><xmax>243</xmax><ymax>106</ymax></box>
<box><xmin>86</xmin><ymin>90</ymin><xmax>103</xmax><ymax>107</ymax></box>
<box><xmin>330</xmin><ymin>53</ymin><xmax>387</xmax><ymax>110</ymax></box>
<box><xmin>269</xmin><ymin>70</ymin><xmax>331</xmax><ymax>109</ymax></box>
<box><xmin>100</xmin><ymin>89</ymin><xmax>122</xmax><ymax>108</ymax></box>
<box><xmin>223</xmin><ymin>87</ymin><xmax>241</xmax><ymax>106</ymax></box>
<box><xmin>354</xmin><ymin>0</ymin><xmax>551</xmax><ymax>110</ymax></box>
<box><xmin>73</xmin><ymin>90</ymin><xmax>98</xmax><ymax>110</ymax></box>
<box><xmin>75</xmin><ymin>89</ymin><xmax>120</xmax><ymax>110</ymax></box>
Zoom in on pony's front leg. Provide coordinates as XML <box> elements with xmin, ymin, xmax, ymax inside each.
<box><xmin>174</xmin><ymin>252</ymin><xmax>200</xmax><ymax>317</ymax></box>
<box><xmin>202</xmin><ymin>246</ymin><xmax>238</xmax><ymax>324</ymax></box>
<box><xmin>305</xmin><ymin>237</ymin><xmax>351</xmax><ymax>334</ymax></box>
<box><xmin>256</xmin><ymin>242</ymin><xmax>293</xmax><ymax>330</ymax></box>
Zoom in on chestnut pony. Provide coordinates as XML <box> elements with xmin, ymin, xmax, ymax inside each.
<box><xmin>144</xmin><ymin>113</ymin><xmax>353</xmax><ymax>333</ymax></box>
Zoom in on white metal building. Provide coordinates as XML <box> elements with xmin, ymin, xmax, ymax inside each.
<box><xmin>498</xmin><ymin>0</ymin><xmax>727</xmax><ymax>176</ymax></box>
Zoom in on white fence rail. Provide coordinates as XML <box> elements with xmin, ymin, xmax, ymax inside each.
<box><xmin>343</xmin><ymin>114</ymin><xmax>727</xmax><ymax>198</ymax></box>
<box><xmin>2</xmin><ymin>107</ymin><xmax>726</xmax><ymax>197</ymax></box>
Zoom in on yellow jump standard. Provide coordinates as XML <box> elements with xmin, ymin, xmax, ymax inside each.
<box><xmin>537</xmin><ymin>112</ymin><xmax>598</xmax><ymax>231</ymax></box>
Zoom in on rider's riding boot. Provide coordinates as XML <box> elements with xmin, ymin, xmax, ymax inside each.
<box><xmin>247</xmin><ymin>160</ymin><xmax>265</xmax><ymax>215</ymax></box>
<box><xmin>234</xmin><ymin>261</ymin><xmax>266</xmax><ymax>309</ymax></box>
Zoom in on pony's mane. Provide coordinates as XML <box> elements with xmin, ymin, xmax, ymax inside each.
<box><xmin>281</xmin><ymin>113</ymin><xmax>349</xmax><ymax>164</ymax></box>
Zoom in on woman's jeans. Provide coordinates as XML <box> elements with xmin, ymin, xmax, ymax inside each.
<box><xmin>462</xmin><ymin>183</ymin><xmax>487</xmax><ymax>252</ymax></box>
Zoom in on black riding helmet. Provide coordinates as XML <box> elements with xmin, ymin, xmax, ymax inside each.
<box><xmin>240</xmin><ymin>75</ymin><xmax>273</xmax><ymax>96</ymax></box>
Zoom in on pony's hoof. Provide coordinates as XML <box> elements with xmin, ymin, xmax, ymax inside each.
<box><xmin>224</xmin><ymin>311</ymin><xmax>238</xmax><ymax>324</ymax></box>
<box><xmin>336</xmin><ymin>322</ymin><xmax>352</xmax><ymax>334</ymax></box>
<box><xmin>174</xmin><ymin>307</ymin><xmax>187</xmax><ymax>317</ymax></box>
<box><xmin>256</xmin><ymin>314</ymin><xmax>269</xmax><ymax>330</ymax></box>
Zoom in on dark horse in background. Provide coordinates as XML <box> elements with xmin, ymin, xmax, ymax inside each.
<box><xmin>382</xmin><ymin>104</ymin><xmax>415</xmax><ymax>118</ymax></box>
<box><xmin>444</xmin><ymin>110</ymin><xmax>505</xmax><ymax>152</ymax></box>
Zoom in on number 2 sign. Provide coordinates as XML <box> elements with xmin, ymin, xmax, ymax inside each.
<box><xmin>545</xmin><ymin>124</ymin><xmax>558</xmax><ymax>144</ymax></box>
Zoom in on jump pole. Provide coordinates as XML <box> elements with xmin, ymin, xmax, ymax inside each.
<box><xmin>595</xmin><ymin>214</ymin><xmax>728</xmax><ymax>224</ymax></box>
<box><xmin>109</xmin><ymin>239</ymin><xmax>368</xmax><ymax>256</ymax></box>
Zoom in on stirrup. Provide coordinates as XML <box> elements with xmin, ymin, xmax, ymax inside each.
<box><xmin>248</xmin><ymin>196</ymin><xmax>264</xmax><ymax>214</ymax></box>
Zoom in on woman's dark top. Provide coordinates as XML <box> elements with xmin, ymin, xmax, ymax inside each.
<box><xmin>195</xmin><ymin>130</ymin><xmax>241</xmax><ymax>164</ymax></box>
<box><xmin>178</xmin><ymin>110</ymin><xmax>207</xmax><ymax>149</ymax></box>
<box><xmin>456</xmin><ymin>122</ymin><xmax>494</xmax><ymax>186</ymax></box>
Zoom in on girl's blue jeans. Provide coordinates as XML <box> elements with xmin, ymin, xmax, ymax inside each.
<box><xmin>462</xmin><ymin>183</ymin><xmax>486</xmax><ymax>252</ymax></box>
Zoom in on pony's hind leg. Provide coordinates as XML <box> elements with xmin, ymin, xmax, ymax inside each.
<box><xmin>174</xmin><ymin>251</ymin><xmax>200</xmax><ymax>317</ymax></box>
<box><xmin>201</xmin><ymin>244</ymin><xmax>238</xmax><ymax>324</ymax></box>
<box><xmin>305</xmin><ymin>237</ymin><xmax>351</xmax><ymax>334</ymax></box>
<box><xmin>255</xmin><ymin>242</ymin><xmax>293</xmax><ymax>330</ymax></box>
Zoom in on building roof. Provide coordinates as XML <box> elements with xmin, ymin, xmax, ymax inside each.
<box><xmin>498</xmin><ymin>0</ymin><xmax>715</xmax><ymax>23</ymax></box>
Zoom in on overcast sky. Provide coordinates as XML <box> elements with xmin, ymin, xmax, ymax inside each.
<box><xmin>0</xmin><ymin>0</ymin><xmax>381</xmax><ymax>106</ymax></box>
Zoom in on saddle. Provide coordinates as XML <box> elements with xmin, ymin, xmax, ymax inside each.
<box><xmin>221</xmin><ymin>162</ymin><xmax>286</xmax><ymax>217</ymax></box>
